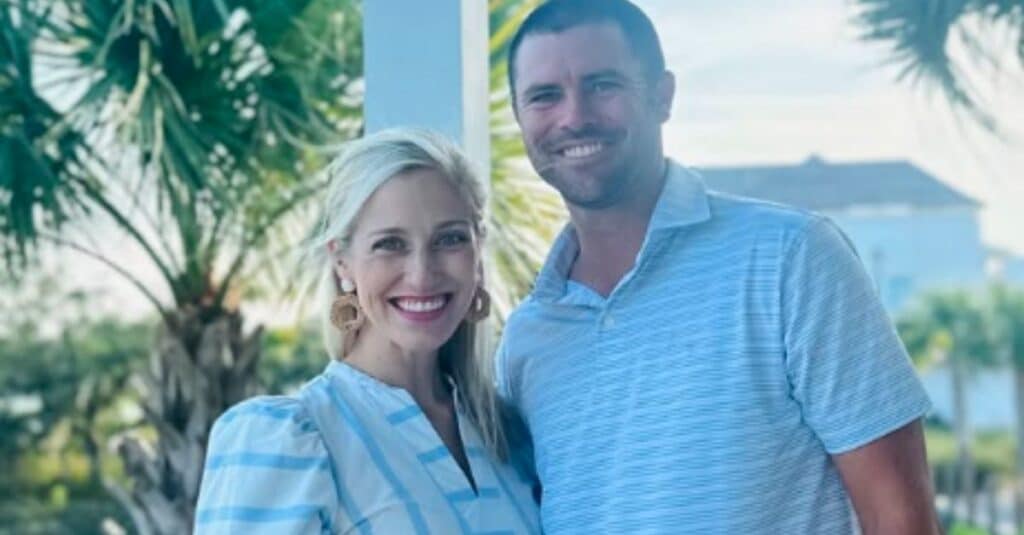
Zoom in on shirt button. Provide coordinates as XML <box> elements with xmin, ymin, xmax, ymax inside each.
<box><xmin>602</xmin><ymin>316</ymin><xmax>615</xmax><ymax>329</ymax></box>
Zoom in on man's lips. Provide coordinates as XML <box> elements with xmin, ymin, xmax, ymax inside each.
<box><xmin>558</xmin><ymin>141</ymin><xmax>605</xmax><ymax>159</ymax></box>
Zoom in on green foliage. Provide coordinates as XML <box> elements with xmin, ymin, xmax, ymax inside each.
<box><xmin>926</xmin><ymin>425</ymin><xmax>1016</xmax><ymax>476</ymax></box>
<box><xmin>0</xmin><ymin>274</ymin><xmax>144</xmax><ymax>532</ymax></box>
<box><xmin>0</xmin><ymin>271</ymin><xmax>332</xmax><ymax>532</ymax></box>
<box><xmin>948</xmin><ymin>522</ymin><xmax>993</xmax><ymax>535</ymax></box>
<box><xmin>0</xmin><ymin>0</ymin><xmax>364</xmax><ymax>312</ymax></box>
<box><xmin>898</xmin><ymin>288</ymin><xmax>997</xmax><ymax>371</ymax></box>
<box><xmin>989</xmin><ymin>283</ymin><xmax>1024</xmax><ymax>368</ymax></box>
<box><xmin>899</xmin><ymin>284</ymin><xmax>1024</xmax><ymax>372</ymax></box>
<box><xmin>259</xmin><ymin>323</ymin><xmax>328</xmax><ymax>393</ymax></box>
<box><xmin>0</xmin><ymin>6</ymin><xmax>90</xmax><ymax>271</ymax></box>
<box><xmin>488</xmin><ymin>0</ymin><xmax>565</xmax><ymax>317</ymax></box>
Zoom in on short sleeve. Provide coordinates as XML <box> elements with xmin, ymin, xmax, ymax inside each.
<box><xmin>195</xmin><ymin>396</ymin><xmax>337</xmax><ymax>534</ymax></box>
<box><xmin>782</xmin><ymin>217</ymin><xmax>932</xmax><ymax>454</ymax></box>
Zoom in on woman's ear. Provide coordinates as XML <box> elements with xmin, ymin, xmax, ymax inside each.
<box><xmin>476</xmin><ymin>259</ymin><xmax>486</xmax><ymax>286</ymax></box>
<box><xmin>327</xmin><ymin>240</ymin><xmax>351</xmax><ymax>287</ymax></box>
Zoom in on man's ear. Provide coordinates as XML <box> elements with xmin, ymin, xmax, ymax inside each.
<box><xmin>652</xmin><ymin>70</ymin><xmax>676</xmax><ymax>123</ymax></box>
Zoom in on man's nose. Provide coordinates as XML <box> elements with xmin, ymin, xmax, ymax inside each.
<box><xmin>557</xmin><ymin>90</ymin><xmax>593</xmax><ymax>132</ymax></box>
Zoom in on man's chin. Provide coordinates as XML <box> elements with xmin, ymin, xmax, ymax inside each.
<box><xmin>556</xmin><ymin>174</ymin><xmax>633</xmax><ymax>210</ymax></box>
<box><xmin>558</xmin><ymin>183</ymin><xmax>624</xmax><ymax>210</ymax></box>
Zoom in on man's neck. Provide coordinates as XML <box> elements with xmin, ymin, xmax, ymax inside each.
<box><xmin>567</xmin><ymin>159</ymin><xmax>668</xmax><ymax>297</ymax></box>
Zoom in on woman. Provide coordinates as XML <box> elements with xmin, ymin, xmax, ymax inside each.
<box><xmin>194</xmin><ymin>128</ymin><xmax>541</xmax><ymax>534</ymax></box>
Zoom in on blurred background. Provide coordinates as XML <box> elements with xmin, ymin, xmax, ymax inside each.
<box><xmin>1</xmin><ymin>0</ymin><xmax>1022</xmax><ymax>533</ymax></box>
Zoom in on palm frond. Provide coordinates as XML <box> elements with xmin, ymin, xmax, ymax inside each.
<box><xmin>0</xmin><ymin>6</ymin><xmax>91</xmax><ymax>271</ymax></box>
<box><xmin>487</xmin><ymin>0</ymin><xmax>566</xmax><ymax>320</ymax></box>
<box><xmin>2</xmin><ymin>0</ymin><xmax>363</xmax><ymax>309</ymax></box>
<box><xmin>853</xmin><ymin>0</ymin><xmax>1024</xmax><ymax>134</ymax></box>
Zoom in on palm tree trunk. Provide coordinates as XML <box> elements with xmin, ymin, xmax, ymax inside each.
<box><xmin>951</xmin><ymin>354</ymin><xmax>975</xmax><ymax>524</ymax></box>
<box><xmin>107</xmin><ymin>306</ymin><xmax>264</xmax><ymax>535</ymax></box>
<box><xmin>1014</xmin><ymin>364</ymin><xmax>1024</xmax><ymax>529</ymax></box>
<box><xmin>76</xmin><ymin>419</ymin><xmax>103</xmax><ymax>489</ymax></box>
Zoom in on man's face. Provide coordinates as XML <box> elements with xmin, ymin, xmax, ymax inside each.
<box><xmin>512</xmin><ymin>23</ymin><xmax>673</xmax><ymax>209</ymax></box>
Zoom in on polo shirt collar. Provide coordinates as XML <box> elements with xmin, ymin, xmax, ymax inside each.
<box><xmin>531</xmin><ymin>160</ymin><xmax>711</xmax><ymax>301</ymax></box>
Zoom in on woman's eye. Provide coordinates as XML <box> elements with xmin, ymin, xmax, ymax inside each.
<box><xmin>436</xmin><ymin>232</ymin><xmax>469</xmax><ymax>248</ymax></box>
<box><xmin>372</xmin><ymin>237</ymin><xmax>405</xmax><ymax>252</ymax></box>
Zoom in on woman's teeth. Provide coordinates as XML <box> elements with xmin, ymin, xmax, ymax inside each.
<box><xmin>394</xmin><ymin>296</ymin><xmax>446</xmax><ymax>312</ymax></box>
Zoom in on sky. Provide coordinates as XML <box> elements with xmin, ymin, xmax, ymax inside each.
<box><xmin>636</xmin><ymin>0</ymin><xmax>1024</xmax><ymax>254</ymax></box>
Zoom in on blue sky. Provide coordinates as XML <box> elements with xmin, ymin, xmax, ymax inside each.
<box><xmin>635</xmin><ymin>0</ymin><xmax>1024</xmax><ymax>254</ymax></box>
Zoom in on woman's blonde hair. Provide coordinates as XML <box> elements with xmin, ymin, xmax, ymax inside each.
<box><xmin>305</xmin><ymin>127</ymin><xmax>508</xmax><ymax>459</ymax></box>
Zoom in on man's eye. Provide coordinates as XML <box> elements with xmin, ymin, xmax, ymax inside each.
<box><xmin>528</xmin><ymin>91</ymin><xmax>559</xmax><ymax>104</ymax></box>
<box><xmin>373</xmin><ymin>237</ymin><xmax>405</xmax><ymax>251</ymax></box>
<box><xmin>591</xmin><ymin>80</ymin><xmax>621</xmax><ymax>94</ymax></box>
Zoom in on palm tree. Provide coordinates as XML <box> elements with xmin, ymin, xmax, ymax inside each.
<box><xmin>988</xmin><ymin>283</ymin><xmax>1024</xmax><ymax>525</ymax></box>
<box><xmin>3</xmin><ymin>1</ymin><xmax>362</xmax><ymax>532</ymax></box>
<box><xmin>852</xmin><ymin>0</ymin><xmax>1024</xmax><ymax>133</ymax></box>
<box><xmin>2</xmin><ymin>0</ymin><xmax>560</xmax><ymax>532</ymax></box>
<box><xmin>489</xmin><ymin>0</ymin><xmax>565</xmax><ymax>318</ymax></box>
<box><xmin>898</xmin><ymin>289</ymin><xmax>997</xmax><ymax>524</ymax></box>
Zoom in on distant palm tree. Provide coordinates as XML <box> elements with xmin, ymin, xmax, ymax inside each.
<box><xmin>1</xmin><ymin>0</ymin><xmax>560</xmax><ymax>532</ymax></box>
<box><xmin>898</xmin><ymin>289</ymin><xmax>996</xmax><ymax>524</ymax></box>
<box><xmin>988</xmin><ymin>283</ymin><xmax>1024</xmax><ymax>525</ymax></box>
<box><xmin>852</xmin><ymin>0</ymin><xmax>1024</xmax><ymax>133</ymax></box>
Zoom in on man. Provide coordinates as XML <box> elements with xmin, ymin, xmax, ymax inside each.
<box><xmin>496</xmin><ymin>0</ymin><xmax>941</xmax><ymax>533</ymax></box>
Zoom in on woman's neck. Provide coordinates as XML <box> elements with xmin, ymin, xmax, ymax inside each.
<box><xmin>343</xmin><ymin>329</ymin><xmax>450</xmax><ymax>408</ymax></box>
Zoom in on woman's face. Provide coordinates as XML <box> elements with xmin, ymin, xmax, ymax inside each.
<box><xmin>335</xmin><ymin>167</ymin><xmax>481</xmax><ymax>356</ymax></box>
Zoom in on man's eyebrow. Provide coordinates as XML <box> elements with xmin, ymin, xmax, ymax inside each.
<box><xmin>582</xmin><ymin>69</ymin><xmax>628</xmax><ymax>81</ymax></box>
<box><xmin>520</xmin><ymin>82</ymin><xmax>561</xmax><ymax>97</ymax></box>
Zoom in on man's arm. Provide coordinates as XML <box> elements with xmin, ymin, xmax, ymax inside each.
<box><xmin>832</xmin><ymin>419</ymin><xmax>941</xmax><ymax>535</ymax></box>
<box><xmin>780</xmin><ymin>218</ymin><xmax>938</xmax><ymax>532</ymax></box>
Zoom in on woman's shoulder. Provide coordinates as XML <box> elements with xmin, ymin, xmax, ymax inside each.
<box><xmin>208</xmin><ymin>394</ymin><xmax>324</xmax><ymax>456</ymax></box>
<box><xmin>197</xmin><ymin>394</ymin><xmax>339</xmax><ymax>533</ymax></box>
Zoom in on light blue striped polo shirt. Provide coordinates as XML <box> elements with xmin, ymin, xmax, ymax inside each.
<box><xmin>496</xmin><ymin>161</ymin><xmax>931</xmax><ymax>534</ymax></box>
<box><xmin>195</xmin><ymin>361</ymin><xmax>540</xmax><ymax>534</ymax></box>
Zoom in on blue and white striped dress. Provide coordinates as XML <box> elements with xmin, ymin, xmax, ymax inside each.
<box><xmin>195</xmin><ymin>361</ymin><xmax>541</xmax><ymax>534</ymax></box>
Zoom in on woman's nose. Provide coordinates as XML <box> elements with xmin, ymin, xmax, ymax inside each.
<box><xmin>404</xmin><ymin>249</ymin><xmax>440</xmax><ymax>288</ymax></box>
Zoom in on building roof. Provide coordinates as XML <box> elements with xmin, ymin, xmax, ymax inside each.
<box><xmin>696</xmin><ymin>156</ymin><xmax>979</xmax><ymax>211</ymax></box>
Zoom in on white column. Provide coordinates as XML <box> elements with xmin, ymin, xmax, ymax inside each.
<box><xmin>363</xmin><ymin>1</ymin><xmax>491</xmax><ymax>181</ymax></box>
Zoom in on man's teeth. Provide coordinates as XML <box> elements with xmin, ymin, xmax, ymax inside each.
<box><xmin>562</xmin><ymin>143</ymin><xmax>603</xmax><ymax>158</ymax></box>
<box><xmin>395</xmin><ymin>296</ymin><xmax>446</xmax><ymax>312</ymax></box>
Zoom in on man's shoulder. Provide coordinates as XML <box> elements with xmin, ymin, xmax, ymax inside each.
<box><xmin>502</xmin><ymin>294</ymin><xmax>542</xmax><ymax>335</ymax></box>
<box><xmin>704</xmin><ymin>188</ymin><xmax>822</xmax><ymax>233</ymax></box>
<box><xmin>498</xmin><ymin>293</ymin><xmax>567</xmax><ymax>366</ymax></box>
